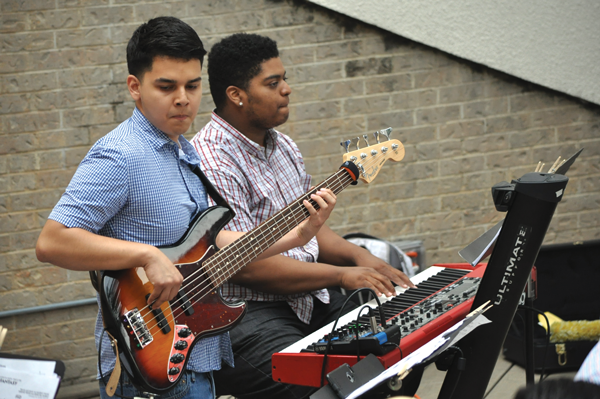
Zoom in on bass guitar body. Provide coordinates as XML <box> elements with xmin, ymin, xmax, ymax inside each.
<box><xmin>99</xmin><ymin>206</ymin><xmax>246</xmax><ymax>394</ymax></box>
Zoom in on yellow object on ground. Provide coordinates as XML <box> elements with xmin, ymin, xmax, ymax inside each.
<box><xmin>538</xmin><ymin>311</ymin><xmax>564</xmax><ymax>331</ymax></box>
<box><xmin>549</xmin><ymin>320</ymin><xmax>600</xmax><ymax>342</ymax></box>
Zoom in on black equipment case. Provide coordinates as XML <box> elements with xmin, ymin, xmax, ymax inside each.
<box><xmin>503</xmin><ymin>239</ymin><xmax>600</xmax><ymax>373</ymax></box>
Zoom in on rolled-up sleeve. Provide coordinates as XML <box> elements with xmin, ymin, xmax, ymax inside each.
<box><xmin>49</xmin><ymin>145</ymin><xmax>128</xmax><ymax>233</ymax></box>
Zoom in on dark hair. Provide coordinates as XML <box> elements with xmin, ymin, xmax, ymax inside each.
<box><xmin>514</xmin><ymin>378</ymin><xmax>600</xmax><ymax>399</ymax></box>
<box><xmin>208</xmin><ymin>33</ymin><xmax>279</xmax><ymax>109</ymax></box>
<box><xmin>127</xmin><ymin>16</ymin><xmax>207</xmax><ymax>78</ymax></box>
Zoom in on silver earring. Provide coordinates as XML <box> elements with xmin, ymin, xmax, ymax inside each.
<box><xmin>239</xmin><ymin>102</ymin><xmax>243</xmax><ymax>106</ymax></box>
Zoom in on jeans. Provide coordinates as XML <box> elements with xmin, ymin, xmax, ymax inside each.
<box><xmin>98</xmin><ymin>369</ymin><xmax>214</xmax><ymax>399</ymax></box>
<box><xmin>213</xmin><ymin>289</ymin><xmax>356</xmax><ymax>399</ymax></box>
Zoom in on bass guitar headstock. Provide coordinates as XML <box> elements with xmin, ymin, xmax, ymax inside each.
<box><xmin>340</xmin><ymin>127</ymin><xmax>405</xmax><ymax>184</ymax></box>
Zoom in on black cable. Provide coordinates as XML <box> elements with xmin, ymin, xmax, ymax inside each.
<box><xmin>382</xmin><ymin>341</ymin><xmax>403</xmax><ymax>360</ymax></box>
<box><xmin>513</xmin><ymin>311</ymin><xmax>528</xmax><ymax>373</ymax></box>
<box><xmin>377</xmin><ymin>293</ymin><xmax>386</xmax><ymax>328</ymax></box>
<box><xmin>434</xmin><ymin>345</ymin><xmax>465</xmax><ymax>399</ymax></box>
<box><xmin>319</xmin><ymin>287</ymin><xmax>383</xmax><ymax>387</ymax></box>
<box><xmin>450</xmin><ymin>345</ymin><xmax>463</xmax><ymax>358</ymax></box>
<box><xmin>354</xmin><ymin>321</ymin><xmax>361</xmax><ymax>362</ymax></box>
<box><xmin>518</xmin><ymin>304</ymin><xmax>551</xmax><ymax>382</ymax></box>
<box><xmin>356</xmin><ymin>305</ymin><xmax>372</xmax><ymax>362</ymax></box>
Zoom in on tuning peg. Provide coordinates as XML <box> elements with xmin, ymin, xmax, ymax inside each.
<box><xmin>340</xmin><ymin>139</ymin><xmax>351</xmax><ymax>153</ymax></box>
<box><xmin>362</xmin><ymin>134</ymin><xmax>370</xmax><ymax>147</ymax></box>
<box><xmin>350</xmin><ymin>137</ymin><xmax>360</xmax><ymax>150</ymax></box>
<box><xmin>379</xmin><ymin>127</ymin><xmax>392</xmax><ymax>141</ymax></box>
<box><xmin>373</xmin><ymin>131</ymin><xmax>381</xmax><ymax>144</ymax></box>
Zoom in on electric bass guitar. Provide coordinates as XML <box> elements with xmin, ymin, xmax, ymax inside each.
<box><xmin>99</xmin><ymin>130</ymin><xmax>405</xmax><ymax>394</ymax></box>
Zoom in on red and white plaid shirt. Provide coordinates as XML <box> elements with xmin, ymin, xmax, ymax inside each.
<box><xmin>191</xmin><ymin>111</ymin><xmax>329</xmax><ymax>324</ymax></box>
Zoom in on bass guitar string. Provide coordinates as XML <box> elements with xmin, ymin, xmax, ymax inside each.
<box><xmin>135</xmin><ymin>148</ymin><xmax>393</xmax><ymax>337</ymax></box>
<box><xmin>139</xmin><ymin>170</ymin><xmax>352</xmax><ymax>335</ymax></box>
<box><xmin>137</xmin><ymin>149</ymin><xmax>389</xmax><ymax>336</ymax></box>
<box><xmin>138</xmin><ymin>171</ymin><xmax>350</xmax><ymax>335</ymax></box>
<box><xmin>140</xmin><ymin>170</ymin><xmax>351</xmax><ymax>335</ymax></box>
<box><xmin>181</xmin><ymin>146</ymin><xmax>396</xmax><ymax>302</ymax></box>
<box><xmin>137</xmin><ymin>149</ymin><xmax>387</xmax><ymax>336</ymax></box>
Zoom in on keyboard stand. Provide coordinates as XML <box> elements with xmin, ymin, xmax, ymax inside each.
<box><xmin>438</xmin><ymin>172</ymin><xmax>569</xmax><ymax>399</ymax></box>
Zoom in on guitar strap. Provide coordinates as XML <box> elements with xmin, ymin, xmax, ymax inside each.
<box><xmin>104</xmin><ymin>331</ymin><xmax>121</xmax><ymax>397</ymax></box>
<box><xmin>189</xmin><ymin>164</ymin><xmax>235</xmax><ymax>213</ymax></box>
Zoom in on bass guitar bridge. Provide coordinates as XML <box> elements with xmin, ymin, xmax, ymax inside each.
<box><xmin>123</xmin><ymin>308</ymin><xmax>153</xmax><ymax>349</ymax></box>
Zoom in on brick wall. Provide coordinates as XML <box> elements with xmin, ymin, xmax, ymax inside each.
<box><xmin>1</xmin><ymin>0</ymin><xmax>599</xmax><ymax>388</ymax></box>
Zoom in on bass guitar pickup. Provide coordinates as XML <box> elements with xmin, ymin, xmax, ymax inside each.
<box><xmin>145</xmin><ymin>294</ymin><xmax>171</xmax><ymax>334</ymax></box>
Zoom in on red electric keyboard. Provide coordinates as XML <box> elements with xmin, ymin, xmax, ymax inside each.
<box><xmin>271</xmin><ymin>263</ymin><xmax>487</xmax><ymax>387</ymax></box>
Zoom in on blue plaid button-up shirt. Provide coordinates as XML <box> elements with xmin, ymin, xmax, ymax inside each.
<box><xmin>191</xmin><ymin>111</ymin><xmax>329</xmax><ymax>324</ymax></box>
<box><xmin>49</xmin><ymin>107</ymin><xmax>233</xmax><ymax>377</ymax></box>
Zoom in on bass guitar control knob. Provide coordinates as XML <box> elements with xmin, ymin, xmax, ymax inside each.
<box><xmin>174</xmin><ymin>340</ymin><xmax>188</xmax><ymax>350</ymax></box>
<box><xmin>178</xmin><ymin>327</ymin><xmax>192</xmax><ymax>338</ymax></box>
<box><xmin>170</xmin><ymin>353</ymin><xmax>185</xmax><ymax>364</ymax></box>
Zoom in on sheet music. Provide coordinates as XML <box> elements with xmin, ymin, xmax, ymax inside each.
<box><xmin>0</xmin><ymin>357</ymin><xmax>61</xmax><ymax>399</ymax></box>
<box><xmin>0</xmin><ymin>357</ymin><xmax>56</xmax><ymax>375</ymax></box>
<box><xmin>459</xmin><ymin>220</ymin><xmax>503</xmax><ymax>266</ymax></box>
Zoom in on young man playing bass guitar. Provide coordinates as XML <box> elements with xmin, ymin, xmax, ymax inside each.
<box><xmin>191</xmin><ymin>33</ymin><xmax>415</xmax><ymax>399</ymax></box>
<box><xmin>36</xmin><ymin>18</ymin><xmax>336</xmax><ymax>399</ymax></box>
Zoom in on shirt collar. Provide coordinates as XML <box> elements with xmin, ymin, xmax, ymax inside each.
<box><xmin>131</xmin><ymin>107</ymin><xmax>174</xmax><ymax>148</ymax></box>
<box><xmin>210</xmin><ymin>110</ymin><xmax>279</xmax><ymax>160</ymax></box>
<box><xmin>179</xmin><ymin>137</ymin><xmax>202</xmax><ymax>167</ymax></box>
<box><xmin>131</xmin><ymin>107</ymin><xmax>201</xmax><ymax>166</ymax></box>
